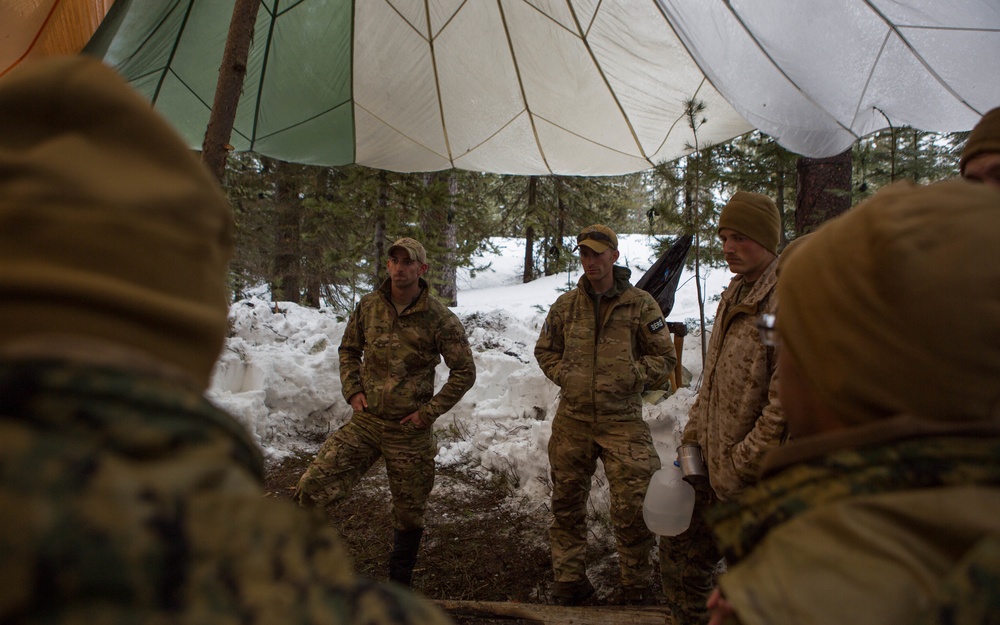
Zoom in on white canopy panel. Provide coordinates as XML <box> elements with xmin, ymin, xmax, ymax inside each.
<box><xmin>10</xmin><ymin>0</ymin><xmax>996</xmax><ymax>174</ymax></box>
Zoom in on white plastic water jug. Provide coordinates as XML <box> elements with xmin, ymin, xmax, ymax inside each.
<box><xmin>643</xmin><ymin>463</ymin><xmax>696</xmax><ymax>536</ymax></box>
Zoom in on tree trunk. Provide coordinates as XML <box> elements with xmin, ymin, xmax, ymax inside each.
<box><xmin>373</xmin><ymin>171</ymin><xmax>389</xmax><ymax>286</ymax></box>
<box><xmin>437</xmin><ymin>174</ymin><xmax>459</xmax><ymax>306</ymax></box>
<box><xmin>555</xmin><ymin>177</ymin><xmax>567</xmax><ymax>274</ymax></box>
<box><xmin>302</xmin><ymin>166</ymin><xmax>327</xmax><ymax>308</ymax></box>
<box><xmin>420</xmin><ymin>172</ymin><xmax>458</xmax><ymax>304</ymax></box>
<box><xmin>775</xmin><ymin>157</ymin><xmax>789</xmax><ymax>251</ymax></box>
<box><xmin>795</xmin><ymin>149</ymin><xmax>852</xmax><ymax>236</ymax></box>
<box><xmin>523</xmin><ymin>225</ymin><xmax>535</xmax><ymax>284</ymax></box>
<box><xmin>272</xmin><ymin>160</ymin><xmax>301</xmax><ymax>303</ymax></box>
<box><xmin>687</xmin><ymin>157</ymin><xmax>708</xmax><ymax>370</ymax></box>
<box><xmin>202</xmin><ymin>0</ymin><xmax>261</xmax><ymax>183</ymax></box>
<box><xmin>526</xmin><ymin>176</ymin><xmax>538</xmax><ymax>281</ymax></box>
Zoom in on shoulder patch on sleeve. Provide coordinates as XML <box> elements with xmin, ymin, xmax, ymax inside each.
<box><xmin>647</xmin><ymin>318</ymin><xmax>666</xmax><ymax>333</ymax></box>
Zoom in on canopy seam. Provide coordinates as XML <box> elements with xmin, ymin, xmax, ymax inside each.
<box><xmin>498</xmin><ymin>0</ymin><xmax>553</xmax><ymax>174</ymax></box>
<box><xmin>567</xmin><ymin>0</ymin><xmax>653</xmax><ymax>168</ymax></box>
<box><xmin>860</xmin><ymin>0</ymin><xmax>982</xmax><ymax>116</ymax></box>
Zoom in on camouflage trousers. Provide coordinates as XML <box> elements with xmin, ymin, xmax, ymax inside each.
<box><xmin>658</xmin><ymin>481</ymin><xmax>720</xmax><ymax>625</ymax></box>
<box><xmin>294</xmin><ymin>410</ymin><xmax>436</xmax><ymax>530</ymax></box>
<box><xmin>548</xmin><ymin>414</ymin><xmax>661</xmax><ymax>589</ymax></box>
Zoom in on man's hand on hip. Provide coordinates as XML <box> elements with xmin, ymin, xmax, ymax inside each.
<box><xmin>400</xmin><ymin>410</ymin><xmax>429</xmax><ymax>428</ymax></box>
<box><xmin>349</xmin><ymin>392</ymin><xmax>368</xmax><ymax>412</ymax></box>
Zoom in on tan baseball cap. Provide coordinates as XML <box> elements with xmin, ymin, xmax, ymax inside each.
<box><xmin>575</xmin><ymin>224</ymin><xmax>618</xmax><ymax>253</ymax></box>
<box><xmin>388</xmin><ymin>237</ymin><xmax>427</xmax><ymax>264</ymax></box>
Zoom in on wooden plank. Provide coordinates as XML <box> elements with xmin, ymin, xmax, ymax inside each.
<box><xmin>435</xmin><ymin>600</ymin><xmax>673</xmax><ymax>625</ymax></box>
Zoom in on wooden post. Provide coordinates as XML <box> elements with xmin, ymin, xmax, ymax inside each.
<box><xmin>435</xmin><ymin>599</ymin><xmax>673</xmax><ymax>624</ymax></box>
<box><xmin>202</xmin><ymin>0</ymin><xmax>262</xmax><ymax>184</ymax></box>
<box><xmin>671</xmin><ymin>333</ymin><xmax>684</xmax><ymax>391</ymax></box>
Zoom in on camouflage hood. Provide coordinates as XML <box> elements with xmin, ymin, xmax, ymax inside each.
<box><xmin>709</xmin><ymin>418</ymin><xmax>1000</xmax><ymax>563</ymax></box>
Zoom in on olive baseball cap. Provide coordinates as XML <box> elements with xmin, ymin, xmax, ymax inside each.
<box><xmin>388</xmin><ymin>237</ymin><xmax>427</xmax><ymax>264</ymax></box>
<box><xmin>575</xmin><ymin>224</ymin><xmax>618</xmax><ymax>253</ymax></box>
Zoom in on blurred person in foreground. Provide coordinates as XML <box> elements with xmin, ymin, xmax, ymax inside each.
<box><xmin>294</xmin><ymin>236</ymin><xmax>475</xmax><ymax>588</ymax></box>
<box><xmin>0</xmin><ymin>55</ymin><xmax>452</xmax><ymax>625</ymax></box>
<box><xmin>705</xmin><ymin>179</ymin><xmax>1000</xmax><ymax>625</ymax></box>
<box><xmin>659</xmin><ymin>192</ymin><xmax>787</xmax><ymax>625</ymax></box>
<box><xmin>960</xmin><ymin>106</ymin><xmax>1000</xmax><ymax>189</ymax></box>
<box><xmin>534</xmin><ymin>224</ymin><xmax>676</xmax><ymax>605</ymax></box>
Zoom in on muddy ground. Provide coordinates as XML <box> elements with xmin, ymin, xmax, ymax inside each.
<box><xmin>264</xmin><ymin>447</ymin><xmax>669</xmax><ymax>611</ymax></box>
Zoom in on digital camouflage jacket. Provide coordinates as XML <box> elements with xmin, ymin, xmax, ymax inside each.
<box><xmin>535</xmin><ymin>266</ymin><xmax>676</xmax><ymax>422</ymax></box>
<box><xmin>0</xmin><ymin>357</ymin><xmax>453</xmax><ymax>625</ymax></box>
<box><xmin>339</xmin><ymin>278</ymin><xmax>475</xmax><ymax>423</ymax></box>
<box><xmin>681</xmin><ymin>256</ymin><xmax>784</xmax><ymax>500</ymax></box>
<box><xmin>708</xmin><ymin>422</ymin><xmax>1000</xmax><ymax>625</ymax></box>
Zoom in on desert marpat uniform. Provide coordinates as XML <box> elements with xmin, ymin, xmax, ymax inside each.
<box><xmin>0</xmin><ymin>358</ymin><xmax>453</xmax><ymax>625</ymax></box>
<box><xmin>708</xmin><ymin>419</ymin><xmax>1000</xmax><ymax>625</ymax></box>
<box><xmin>683</xmin><ymin>255</ymin><xmax>784</xmax><ymax>498</ymax></box>
<box><xmin>660</xmin><ymin>255</ymin><xmax>785</xmax><ymax>625</ymax></box>
<box><xmin>535</xmin><ymin>266</ymin><xmax>676</xmax><ymax>590</ymax></box>
<box><xmin>295</xmin><ymin>278</ymin><xmax>475</xmax><ymax>529</ymax></box>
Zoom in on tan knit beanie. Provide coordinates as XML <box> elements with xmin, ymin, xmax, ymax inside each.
<box><xmin>718</xmin><ymin>191</ymin><xmax>781</xmax><ymax>254</ymax></box>
<box><xmin>778</xmin><ymin>179</ymin><xmax>1000</xmax><ymax>426</ymax></box>
<box><xmin>0</xmin><ymin>56</ymin><xmax>234</xmax><ymax>390</ymax></box>
<box><xmin>960</xmin><ymin>107</ymin><xmax>1000</xmax><ymax>174</ymax></box>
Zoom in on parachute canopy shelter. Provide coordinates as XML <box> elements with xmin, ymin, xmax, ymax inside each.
<box><xmin>4</xmin><ymin>0</ymin><xmax>999</xmax><ymax>175</ymax></box>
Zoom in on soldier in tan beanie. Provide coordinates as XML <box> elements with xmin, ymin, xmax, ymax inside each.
<box><xmin>660</xmin><ymin>191</ymin><xmax>786</xmax><ymax>625</ymax></box>
<box><xmin>960</xmin><ymin>106</ymin><xmax>1000</xmax><ymax>189</ymax></box>
<box><xmin>0</xmin><ymin>57</ymin><xmax>451</xmax><ymax>625</ymax></box>
<box><xmin>705</xmin><ymin>179</ymin><xmax>1000</xmax><ymax>625</ymax></box>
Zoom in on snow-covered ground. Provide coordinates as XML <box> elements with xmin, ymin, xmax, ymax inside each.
<box><xmin>209</xmin><ymin>235</ymin><xmax>732</xmax><ymax>513</ymax></box>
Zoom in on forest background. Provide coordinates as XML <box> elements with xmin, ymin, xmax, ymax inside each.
<box><xmin>226</xmin><ymin>125</ymin><xmax>967</xmax><ymax>314</ymax></box>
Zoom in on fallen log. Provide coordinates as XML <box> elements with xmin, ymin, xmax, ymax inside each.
<box><xmin>435</xmin><ymin>599</ymin><xmax>673</xmax><ymax>625</ymax></box>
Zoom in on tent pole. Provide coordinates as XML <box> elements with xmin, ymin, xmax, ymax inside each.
<box><xmin>202</xmin><ymin>0</ymin><xmax>262</xmax><ymax>183</ymax></box>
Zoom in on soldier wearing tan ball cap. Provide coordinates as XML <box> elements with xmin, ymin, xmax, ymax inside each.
<box><xmin>295</xmin><ymin>235</ymin><xmax>476</xmax><ymax>588</ymax></box>
<box><xmin>535</xmin><ymin>223</ymin><xmax>676</xmax><ymax>606</ymax></box>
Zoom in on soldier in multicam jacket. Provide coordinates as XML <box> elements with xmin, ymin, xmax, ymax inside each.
<box><xmin>705</xmin><ymin>179</ymin><xmax>1000</xmax><ymax>625</ymax></box>
<box><xmin>0</xmin><ymin>56</ymin><xmax>452</xmax><ymax>625</ymax></box>
<box><xmin>295</xmin><ymin>237</ymin><xmax>475</xmax><ymax>588</ymax></box>
<box><xmin>535</xmin><ymin>224</ymin><xmax>676</xmax><ymax>606</ymax></box>
<box><xmin>660</xmin><ymin>192</ymin><xmax>786</xmax><ymax>625</ymax></box>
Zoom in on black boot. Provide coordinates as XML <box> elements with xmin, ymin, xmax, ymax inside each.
<box><xmin>388</xmin><ymin>527</ymin><xmax>424</xmax><ymax>587</ymax></box>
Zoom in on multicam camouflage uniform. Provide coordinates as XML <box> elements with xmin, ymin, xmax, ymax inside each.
<box><xmin>295</xmin><ymin>278</ymin><xmax>475</xmax><ymax>530</ymax></box>
<box><xmin>535</xmin><ymin>266</ymin><xmax>676</xmax><ymax>593</ymax></box>
<box><xmin>707</xmin><ymin>423</ymin><xmax>1000</xmax><ymax>625</ymax></box>
<box><xmin>0</xmin><ymin>357</ymin><xmax>453</xmax><ymax>625</ymax></box>
<box><xmin>660</xmin><ymin>256</ymin><xmax>784</xmax><ymax>625</ymax></box>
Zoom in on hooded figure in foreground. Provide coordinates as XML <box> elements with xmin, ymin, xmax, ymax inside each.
<box><xmin>0</xmin><ymin>56</ymin><xmax>451</xmax><ymax>625</ymax></box>
<box><xmin>706</xmin><ymin>179</ymin><xmax>1000</xmax><ymax>625</ymax></box>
